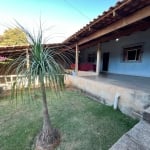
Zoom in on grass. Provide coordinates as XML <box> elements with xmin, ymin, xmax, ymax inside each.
<box><xmin>0</xmin><ymin>88</ymin><xmax>138</xmax><ymax>150</ymax></box>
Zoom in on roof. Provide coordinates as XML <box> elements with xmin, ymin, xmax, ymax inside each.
<box><xmin>63</xmin><ymin>0</ymin><xmax>150</xmax><ymax>47</ymax></box>
<box><xmin>0</xmin><ymin>43</ymin><xmax>64</xmax><ymax>57</ymax></box>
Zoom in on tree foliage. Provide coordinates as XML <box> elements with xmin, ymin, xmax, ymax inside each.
<box><xmin>5</xmin><ymin>21</ymin><xmax>72</xmax><ymax>150</ymax></box>
<box><xmin>0</xmin><ymin>28</ymin><xmax>28</xmax><ymax>46</ymax></box>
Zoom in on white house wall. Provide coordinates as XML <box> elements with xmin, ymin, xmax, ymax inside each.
<box><xmin>101</xmin><ymin>29</ymin><xmax>150</xmax><ymax>77</ymax></box>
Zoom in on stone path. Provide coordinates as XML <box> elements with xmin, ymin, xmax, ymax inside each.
<box><xmin>110</xmin><ymin>107</ymin><xmax>150</xmax><ymax>150</ymax></box>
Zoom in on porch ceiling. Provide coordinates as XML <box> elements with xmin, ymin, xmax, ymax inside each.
<box><xmin>79</xmin><ymin>17</ymin><xmax>150</xmax><ymax>50</ymax></box>
<box><xmin>64</xmin><ymin>0</ymin><xmax>150</xmax><ymax>49</ymax></box>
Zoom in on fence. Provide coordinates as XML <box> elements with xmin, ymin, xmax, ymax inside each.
<box><xmin>0</xmin><ymin>75</ymin><xmax>40</xmax><ymax>90</ymax></box>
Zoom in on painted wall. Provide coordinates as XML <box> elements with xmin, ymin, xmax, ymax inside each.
<box><xmin>101</xmin><ymin>29</ymin><xmax>150</xmax><ymax>77</ymax></box>
<box><xmin>80</xmin><ymin>45</ymin><xmax>97</xmax><ymax>63</ymax></box>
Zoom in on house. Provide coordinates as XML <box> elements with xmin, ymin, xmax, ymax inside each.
<box><xmin>0</xmin><ymin>0</ymin><xmax>150</xmax><ymax>118</ymax></box>
<box><xmin>64</xmin><ymin>0</ymin><xmax>150</xmax><ymax>77</ymax></box>
<box><xmin>64</xmin><ymin>0</ymin><xmax>150</xmax><ymax>118</ymax></box>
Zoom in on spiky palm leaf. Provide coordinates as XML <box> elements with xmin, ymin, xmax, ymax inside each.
<box><xmin>6</xmin><ymin>22</ymin><xmax>72</xmax><ymax>150</ymax></box>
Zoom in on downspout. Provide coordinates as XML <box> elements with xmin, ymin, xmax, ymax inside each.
<box><xmin>113</xmin><ymin>93</ymin><xmax>120</xmax><ymax>110</ymax></box>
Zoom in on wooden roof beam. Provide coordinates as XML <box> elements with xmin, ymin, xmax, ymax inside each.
<box><xmin>77</xmin><ymin>5</ymin><xmax>150</xmax><ymax>46</ymax></box>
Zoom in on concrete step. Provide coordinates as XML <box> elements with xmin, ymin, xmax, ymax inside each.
<box><xmin>143</xmin><ymin>107</ymin><xmax>150</xmax><ymax>123</ymax></box>
<box><xmin>109</xmin><ymin>121</ymin><xmax>150</xmax><ymax>150</ymax></box>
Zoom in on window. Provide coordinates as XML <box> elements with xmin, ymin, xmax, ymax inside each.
<box><xmin>123</xmin><ymin>45</ymin><xmax>143</xmax><ymax>62</ymax></box>
<box><xmin>88</xmin><ymin>53</ymin><xmax>96</xmax><ymax>63</ymax></box>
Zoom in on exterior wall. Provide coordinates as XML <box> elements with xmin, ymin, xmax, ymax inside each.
<box><xmin>101</xmin><ymin>29</ymin><xmax>150</xmax><ymax>77</ymax></box>
<box><xmin>79</xmin><ymin>29</ymin><xmax>150</xmax><ymax>77</ymax></box>
<box><xmin>65</xmin><ymin>75</ymin><xmax>150</xmax><ymax>118</ymax></box>
<box><xmin>80</xmin><ymin>45</ymin><xmax>97</xmax><ymax>63</ymax></box>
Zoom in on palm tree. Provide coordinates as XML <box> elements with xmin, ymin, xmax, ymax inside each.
<box><xmin>7</xmin><ymin>22</ymin><xmax>70</xmax><ymax>150</ymax></box>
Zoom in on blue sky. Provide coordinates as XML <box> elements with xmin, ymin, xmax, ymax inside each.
<box><xmin>0</xmin><ymin>0</ymin><xmax>118</xmax><ymax>43</ymax></box>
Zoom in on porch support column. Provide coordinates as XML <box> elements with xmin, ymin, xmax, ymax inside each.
<box><xmin>26</xmin><ymin>49</ymin><xmax>29</xmax><ymax>69</ymax></box>
<box><xmin>96</xmin><ymin>43</ymin><xmax>101</xmax><ymax>75</ymax></box>
<box><xmin>75</xmin><ymin>43</ymin><xmax>79</xmax><ymax>75</ymax></box>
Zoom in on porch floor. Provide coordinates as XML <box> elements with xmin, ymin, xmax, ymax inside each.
<box><xmin>79</xmin><ymin>72</ymin><xmax>150</xmax><ymax>93</ymax></box>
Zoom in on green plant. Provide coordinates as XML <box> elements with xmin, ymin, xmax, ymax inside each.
<box><xmin>0</xmin><ymin>89</ymin><xmax>138</xmax><ymax>150</ymax></box>
<box><xmin>7</xmin><ymin>21</ymin><xmax>70</xmax><ymax>150</ymax></box>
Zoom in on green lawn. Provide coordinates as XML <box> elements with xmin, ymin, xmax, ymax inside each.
<box><xmin>0</xmin><ymin>88</ymin><xmax>138</xmax><ymax>150</ymax></box>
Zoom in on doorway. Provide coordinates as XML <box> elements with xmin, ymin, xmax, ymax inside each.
<box><xmin>102</xmin><ymin>52</ymin><xmax>109</xmax><ymax>72</ymax></box>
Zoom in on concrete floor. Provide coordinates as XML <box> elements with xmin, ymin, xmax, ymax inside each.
<box><xmin>79</xmin><ymin>72</ymin><xmax>150</xmax><ymax>93</ymax></box>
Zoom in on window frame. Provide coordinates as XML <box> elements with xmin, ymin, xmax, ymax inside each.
<box><xmin>122</xmin><ymin>44</ymin><xmax>143</xmax><ymax>62</ymax></box>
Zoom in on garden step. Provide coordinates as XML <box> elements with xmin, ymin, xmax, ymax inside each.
<box><xmin>109</xmin><ymin>121</ymin><xmax>150</xmax><ymax>150</ymax></box>
<box><xmin>143</xmin><ymin>107</ymin><xmax>150</xmax><ymax>123</ymax></box>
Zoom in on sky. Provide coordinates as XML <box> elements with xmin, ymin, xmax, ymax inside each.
<box><xmin>0</xmin><ymin>0</ymin><xmax>118</xmax><ymax>43</ymax></box>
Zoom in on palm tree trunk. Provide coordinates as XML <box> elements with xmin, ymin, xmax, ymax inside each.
<box><xmin>39</xmin><ymin>75</ymin><xmax>52</xmax><ymax>131</ymax></box>
<box><xmin>36</xmin><ymin>75</ymin><xmax>60</xmax><ymax>150</ymax></box>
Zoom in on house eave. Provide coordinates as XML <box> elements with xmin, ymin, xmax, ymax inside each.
<box><xmin>63</xmin><ymin>0</ymin><xmax>150</xmax><ymax>48</ymax></box>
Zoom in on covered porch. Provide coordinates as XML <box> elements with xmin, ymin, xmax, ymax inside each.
<box><xmin>64</xmin><ymin>0</ymin><xmax>150</xmax><ymax>78</ymax></box>
<box><xmin>64</xmin><ymin>0</ymin><xmax>150</xmax><ymax>118</ymax></box>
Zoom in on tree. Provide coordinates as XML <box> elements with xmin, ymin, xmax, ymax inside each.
<box><xmin>0</xmin><ymin>28</ymin><xmax>28</xmax><ymax>46</ymax></box>
<box><xmin>7</xmin><ymin>23</ymin><xmax>69</xmax><ymax>150</ymax></box>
